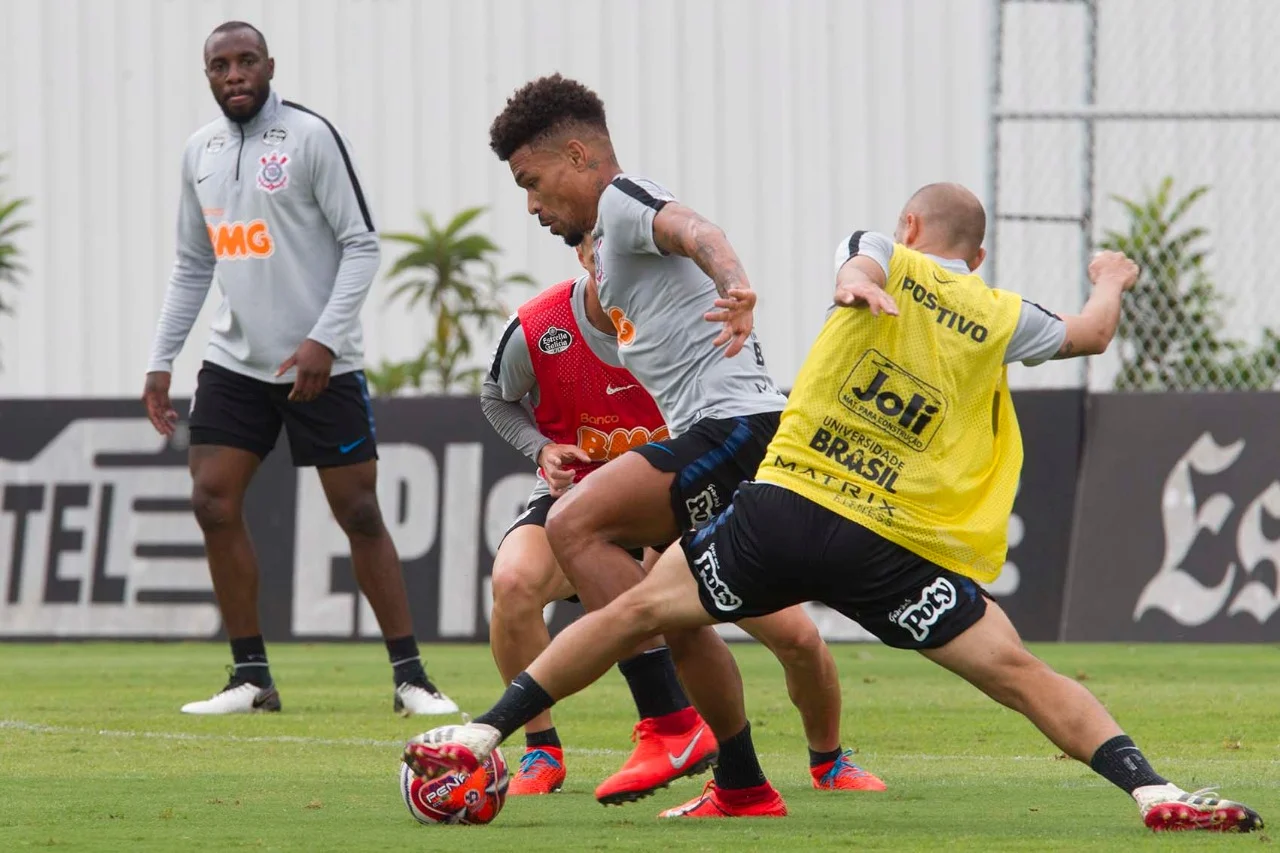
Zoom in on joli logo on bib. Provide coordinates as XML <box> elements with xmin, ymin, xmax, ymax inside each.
<box><xmin>841</xmin><ymin>349</ymin><xmax>948</xmax><ymax>452</ymax></box>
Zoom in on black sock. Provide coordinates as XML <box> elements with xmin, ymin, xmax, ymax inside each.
<box><xmin>386</xmin><ymin>635</ymin><xmax>428</xmax><ymax>686</ymax></box>
<box><xmin>712</xmin><ymin>723</ymin><xmax>768</xmax><ymax>790</ymax></box>
<box><xmin>525</xmin><ymin>727</ymin><xmax>561</xmax><ymax>750</ymax></box>
<box><xmin>475</xmin><ymin>672</ymin><xmax>556</xmax><ymax>740</ymax></box>
<box><xmin>229</xmin><ymin>635</ymin><xmax>271</xmax><ymax>687</ymax></box>
<box><xmin>617</xmin><ymin>647</ymin><xmax>691</xmax><ymax>720</ymax></box>
<box><xmin>809</xmin><ymin>745</ymin><xmax>843</xmax><ymax>768</ymax></box>
<box><xmin>1089</xmin><ymin>735</ymin><xmax>1168</xmax><ymax>794</ymax></box>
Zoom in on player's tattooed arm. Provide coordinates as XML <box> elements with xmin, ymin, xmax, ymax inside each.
<box><xmin>651</xmin><ymin>203</ymin><xmax>751</xmax><ymax>299</ymax></box>
<box><xmin>652</xmin><ymin>203</ymin><xmax>757</xmax><ymax>356</ymax></box>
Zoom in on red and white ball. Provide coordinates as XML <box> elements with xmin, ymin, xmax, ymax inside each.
<box><xmin>399</xmin><ymin>726</ymin><xmax>509</xmax><ymax>825</ymax></box>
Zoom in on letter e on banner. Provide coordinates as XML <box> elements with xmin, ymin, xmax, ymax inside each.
<box><xmin>1134</xmin><ymin>432</ymin><xmax>1242</xmax><ymax>626</ymax></box>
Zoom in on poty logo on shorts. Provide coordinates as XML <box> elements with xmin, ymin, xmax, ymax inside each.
<box><xmin>891</xmin><ymin>577</ymin><xmax>958</xmax><ymax>642</ymax></box>
<box><xmin>685</xmin><ymin>485</ymin><xmax>721</xmax><ymax>527</ymax></box>
<box><xmin>692</xmin><ymin>544</ymin><xmax>742</xmax><ymax>612</ymax></box>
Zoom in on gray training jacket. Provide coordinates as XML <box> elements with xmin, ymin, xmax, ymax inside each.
<box><xmin>146</xmin><ymin>89</ymin><xmax>380</xmax><ymax>383</ymax></box>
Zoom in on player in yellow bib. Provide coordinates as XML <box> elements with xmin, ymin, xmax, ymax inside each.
<box><xmin>405</xmin><ymin>183</ymin><xmax>1263</xmax><ymax>834</ymax></box>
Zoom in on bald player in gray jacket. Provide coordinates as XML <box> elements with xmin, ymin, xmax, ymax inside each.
<box><xmin>142</xmin><ymin>20</ymin><xmax>454</xmax><ymax>717</ymax></box>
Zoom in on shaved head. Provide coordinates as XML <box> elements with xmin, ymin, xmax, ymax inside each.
<box><xmin>896</xmin><ymin>183</ymin><xmax>987</xmax><ymax>269</ymax></box>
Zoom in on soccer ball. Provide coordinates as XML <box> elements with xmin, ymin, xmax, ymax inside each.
<box><xmin>399</xmin><ymin>726</ymin><xmax>509</xmax><ymax>825</ymax></box>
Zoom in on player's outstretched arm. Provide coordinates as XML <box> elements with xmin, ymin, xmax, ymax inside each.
<box><xmin>1052</xmin><ymin>250</ymin><xmax>1139</xmax><ymax>359</ymax></box>
<box><xmin>834</xmin><ymin>256</ymin><xmax>898</xmax><ymax>317</ymax></box>
<box><xmin>651</xmin><ymin>203</ymin><xmax>756</xmax><ymax>356</ymax></box>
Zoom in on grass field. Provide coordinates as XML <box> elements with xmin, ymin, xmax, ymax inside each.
<box><xmin>1</xmin><ymin>642</ymin><xmax>1276</xmax><ymax>852</ymax></box>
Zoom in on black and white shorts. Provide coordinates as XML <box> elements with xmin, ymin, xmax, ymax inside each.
<box><xmin>189</xmin><ymin>361</ymin><xmax>378</xmax><ymax>468</ymax></box>
<box><xmin>632</xmin><ymin>411</ymin><xmax>780</xmax><ymax>533</ymax></box>
<box><xmin>679</xmin><ymin>482</ymin><xmax>990</xmax><ymax>650</ymax></box>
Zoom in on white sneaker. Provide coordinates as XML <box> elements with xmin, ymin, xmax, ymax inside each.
<box><xmin>181</xmin><ymin>674</ymin><xmax>281</xmax><ymax>715</ymax></box>
<box><xmin>1135</xmin><ymin>783</ymin><xmax>1264</xmax><ymax>832</ymax></box>
<box><xmin>394</xmin><ymin>681</ymin><xmax>459</xmax><ymax>716</ymax></box>
<box><xmin>403</xmin><ymin>722</ymin><xmax>502</xmax><ymax>779</ymax></box>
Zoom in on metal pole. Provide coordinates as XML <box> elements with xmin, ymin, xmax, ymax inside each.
<box><xmin>994</xmin><ymin>107</ymin><xmax>1280</xmax><ymax>120</ymax></box>
<box><xmin>1080</xmin><ymin>0</ymin><xmax>1098</xmax><ymax>388</ymax></box>
<box><xmin>985</xmin><ymin>0</ymin><xmax>1006</xmax><ymax>287</ymax></box>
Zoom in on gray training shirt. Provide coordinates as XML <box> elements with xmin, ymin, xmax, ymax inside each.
<box><xmin>591</xmin><ymin>175</ymin><xmax>788</xmax><ymax>436</ymax></box>
<box><xmin>147</xmin><ymin>89</ymin><xmax>380</xmax><ymax>382</ymax></box>
<box><xmin>833</xmin><ymin>231</ymin><xmax>1067</xmax><ymax>366</ymax></box>
<box><xmin>481</xmin><ymin>274</ymin><xmax>623</xmax><ymax>501</ymax></box>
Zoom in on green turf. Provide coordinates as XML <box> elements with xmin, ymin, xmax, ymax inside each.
<box><xmin>0</xmin><ymin>642</ymin><xmax>1276</xmax><ymax>851</ymax></box>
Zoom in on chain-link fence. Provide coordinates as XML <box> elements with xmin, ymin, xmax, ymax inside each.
<box><xmin>988</xmin><ymin>0</ymin><xmax>1280</xmax><ymax>391</ymax></box>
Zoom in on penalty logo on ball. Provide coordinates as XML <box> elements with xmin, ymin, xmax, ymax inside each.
<box><xmin>399</xmin><ymin>726</ymin><xmax>509</xmax><ymax>826</ymax></box>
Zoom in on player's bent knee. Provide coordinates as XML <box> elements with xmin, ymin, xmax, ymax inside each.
<box><xmin>190</xmin><ymin>484</ymin><xmax>242</xmax><ymax>532</ymax></box>
<box><xmin>543</xmin><ymin>501</ymin><xmax>587</xmax><ymax>552</ymax></box>
<box><xmin>749</xmin><ymin>608</ymin><xmax>824</xmax><ymax>662</ymax></box>
<box><xmin>334</xmin><ymin>494</ymin><xmax>385</xmax><ymax>540</ymax></box>
<box><xmin>491</xmin><ymin>555</ymin><xmax>556</xmax><ymax>613</ymax></box>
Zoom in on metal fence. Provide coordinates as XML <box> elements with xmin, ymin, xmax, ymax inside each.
<box><xmin>988</xmin><ymin>0</ymin><xmax>1280</xmax><ymax>391</ymax></box>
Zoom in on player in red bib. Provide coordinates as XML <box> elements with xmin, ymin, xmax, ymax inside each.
<box><xmin>482</xmin><ymin>241</ymin><xmax>886</xmax><ymax>800</ymax></box>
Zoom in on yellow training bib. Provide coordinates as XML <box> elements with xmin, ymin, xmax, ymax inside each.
<box><xmin>756</xmin><ymin>245</ymin><xmax>1024</xmax><ymax>583</ymax></box>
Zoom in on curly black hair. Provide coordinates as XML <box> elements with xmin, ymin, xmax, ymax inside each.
<box><xmin>489</xmin><ymin>74</ymin><xmax>609</xmax><ymax>161</ymax></box>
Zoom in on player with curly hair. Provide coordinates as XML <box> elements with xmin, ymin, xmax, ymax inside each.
<box><xmin>461</xmin><ymin>74</ymin><xmax>885</xmax><ymax>817</ymax></box>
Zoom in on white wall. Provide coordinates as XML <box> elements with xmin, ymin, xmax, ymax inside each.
<box><xmin>0</xmin><ymin>0</ymin><xmax>992</xmax><ymax>398</ymax></box>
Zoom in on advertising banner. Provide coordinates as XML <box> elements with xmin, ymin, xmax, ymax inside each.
<box><xmin>1063</xmin><ymin>393</ymin><xmax>1280</xmax><ymax>641</ymax></box>
<box><xmin>0</xmin><ymin>392</ymin><xmax>1082</xmax><ymax>642</ymax></box>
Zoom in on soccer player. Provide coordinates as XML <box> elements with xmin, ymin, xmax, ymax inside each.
<box><xmin>406</xmin><ymin>183</ymin><xmax>1265</xmax><ymax>834</ymax></box>
<box><xmin>485</xmin><ymin>238</ymin><xmax>699</xmax><ymax>797</ymax></box>
<box><xmin>485</xmin><ymin>238</ymin><xmax>885</xmax><ymax>799</ymax></box>
<box><xmin>141</xmin><ymin>21</ymin><xmax>454</xmax><ymax>717</ymax></box>
<box><xmin>467</xmin><ymin>74</ymin><xmax>884</xmax><ymax>817</ymax></box>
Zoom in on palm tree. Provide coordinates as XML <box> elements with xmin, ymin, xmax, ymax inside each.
<box><xmin>0</xmin><ymin>155</ymin><xmax>31</xmax><ymax>368</ymax></box>
<box><xmin>373</xmin><ymin>207</ymin><xmax>534</xmax><ymax>395</ymax></box>
<box><xmin>1100</xmin><ymin>177</ymin><xmax>1280</xmax><ymax>390</ymax></box>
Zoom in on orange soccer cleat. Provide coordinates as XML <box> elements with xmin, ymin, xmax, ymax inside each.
<box><xmin>810</xmin><ymin>749</ymin><xmax>887</xmax><ymax>791</ymax></box>
<box><xmin>658</xmin><ymin>780</ymin><xmax>788</xmax><ymax>818</ymax></box>
<box><xmin>508</xmin><ymin>746</ymin><xmax>567</xmax><ymax>796</ymax></box>
<box><xmin>594</xmin><ymin>708</ymin><xmax>718</xmax><ymax>805</ymax></box>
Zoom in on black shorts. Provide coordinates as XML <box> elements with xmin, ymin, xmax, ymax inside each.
<box><xmin>504</xmin><ymin>494</ymin><xmax>558</xmax><ymax>537</ymax></box>
<box><xmin>632</xmin><ymin>411</ymin><xmax>780</xmax><ymax>532</ymax></box>
<box><xmin>189</xmin><ymin>361</ymin><xmax>378</xmax><ymax>468</ymax></box>
<box><xmin>500</xmin><ymin>493</ymin><xmax>643</xmax><ymax>604</ymax></box>
<box><xmin>679</xmin><ymin>482</ymin><xmax>990</xmax><ymax>650</ymax></box>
